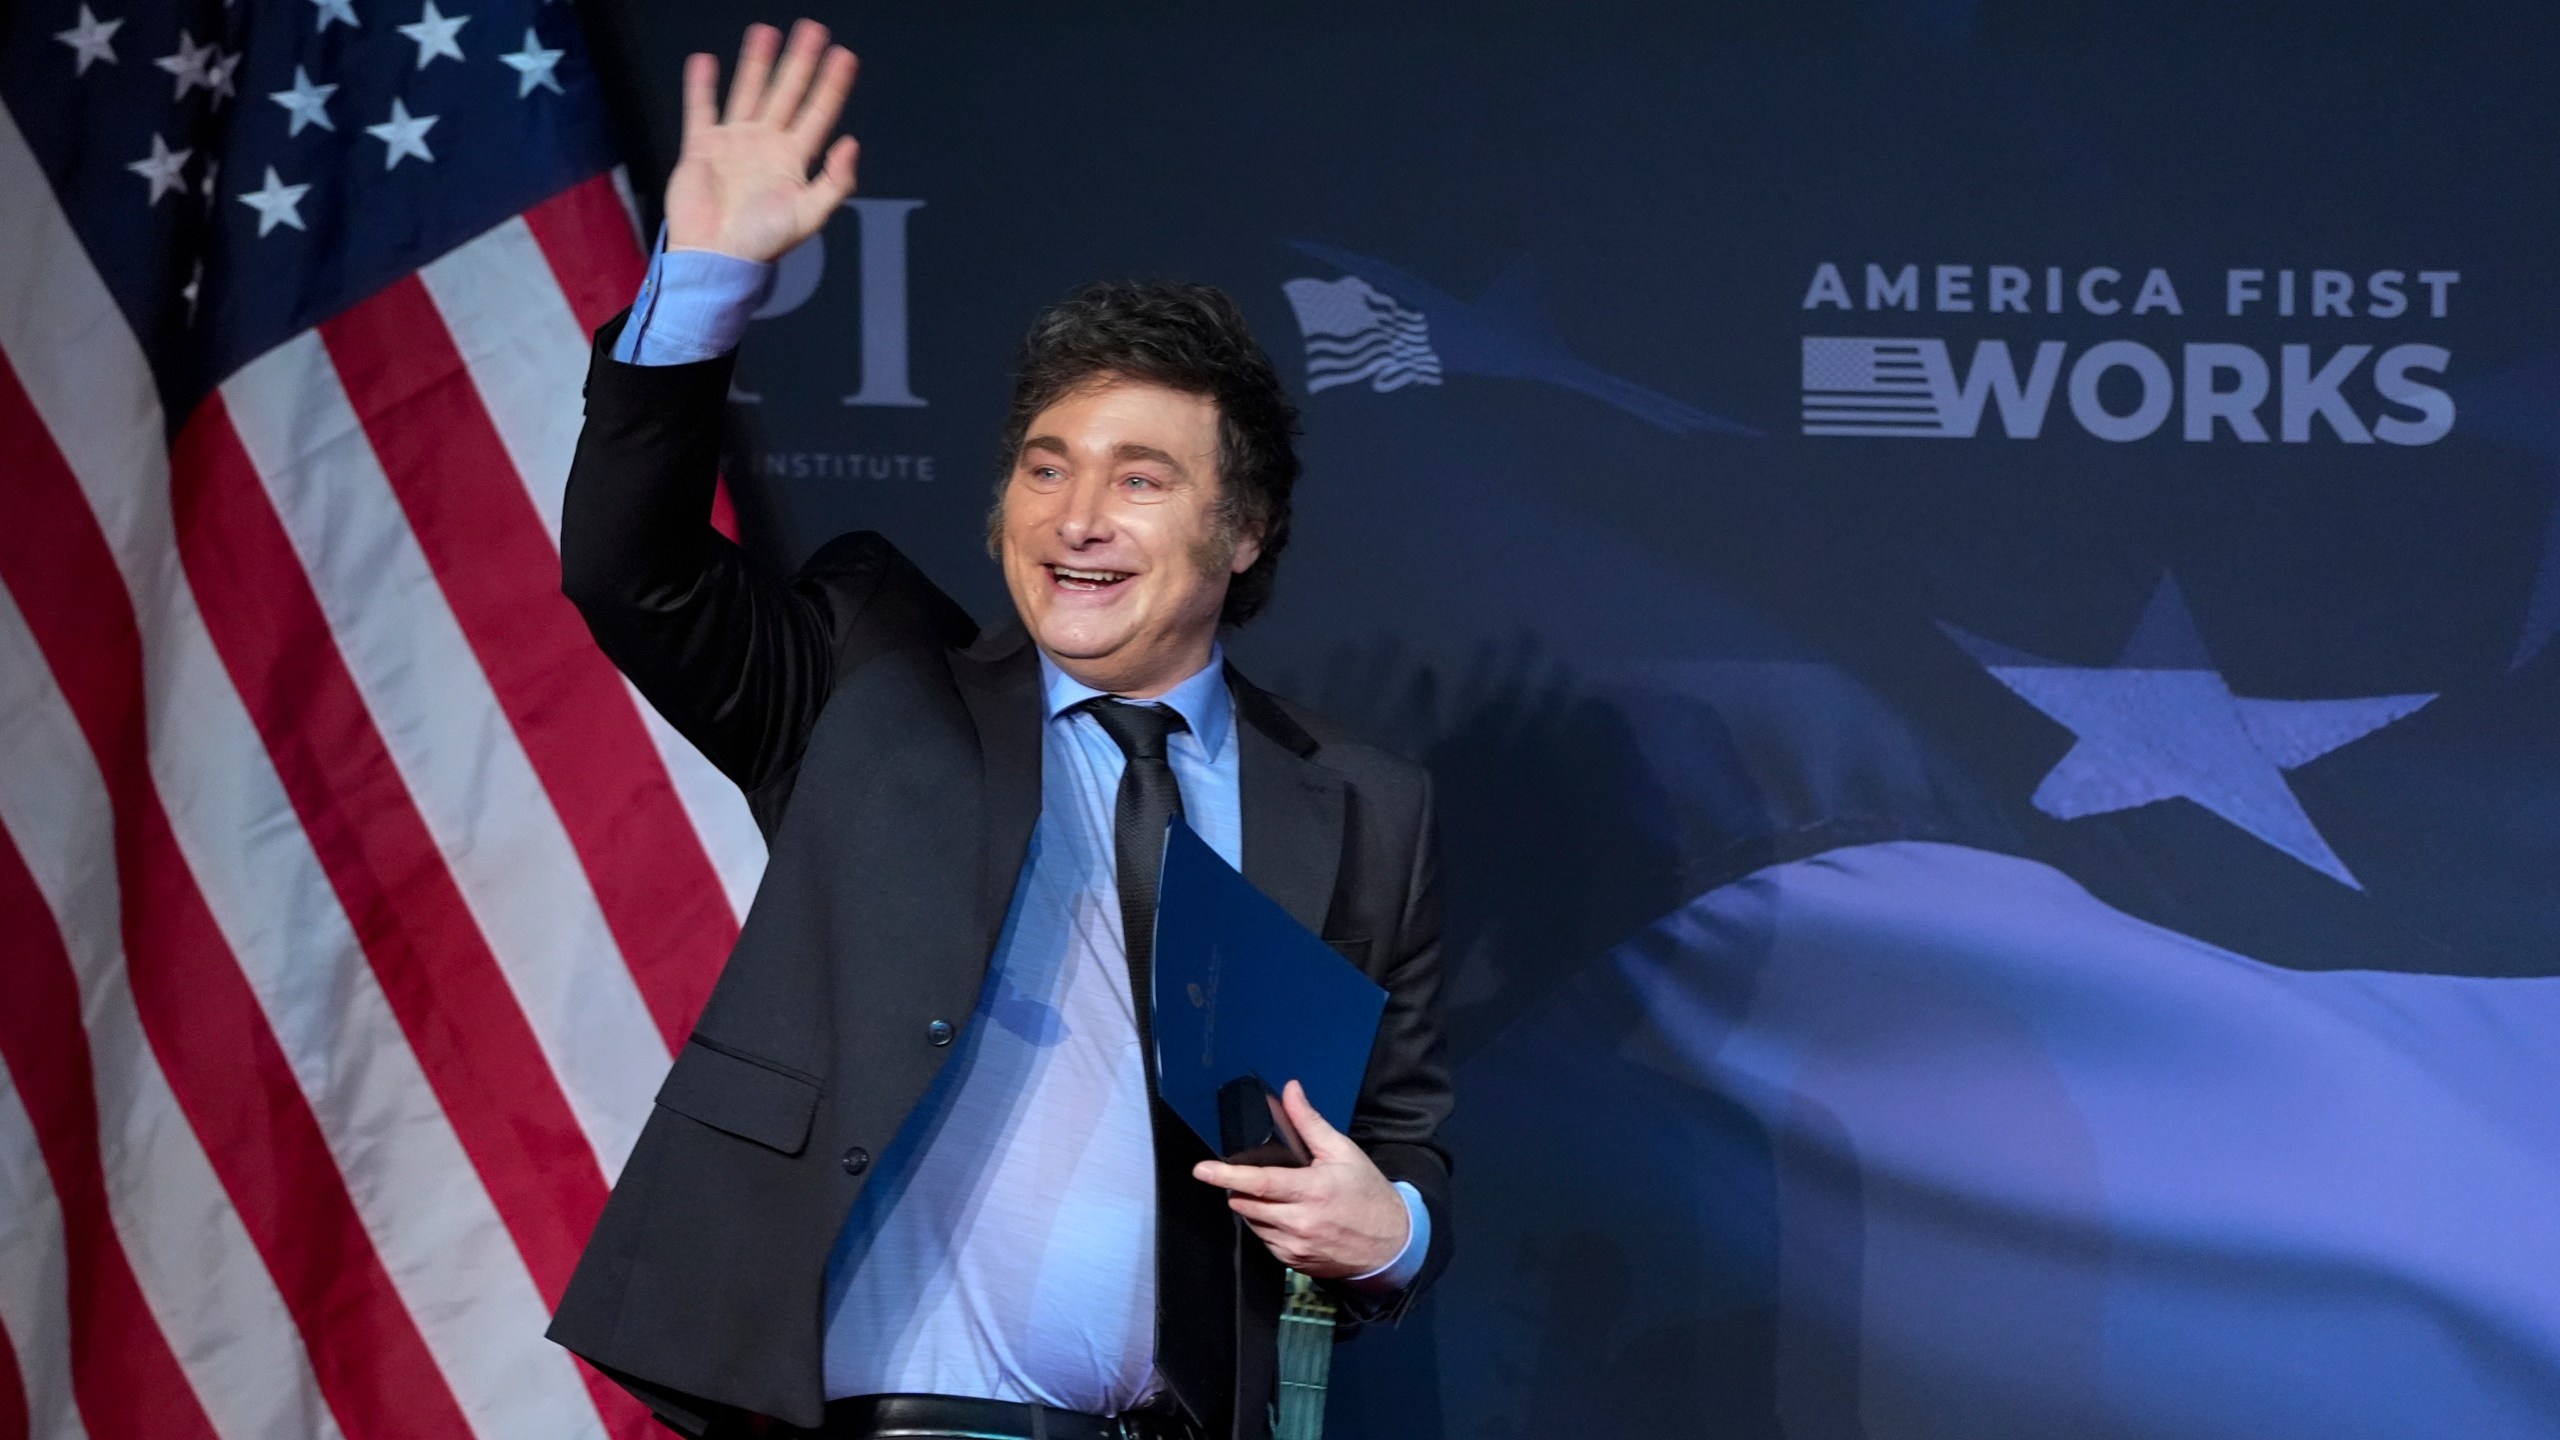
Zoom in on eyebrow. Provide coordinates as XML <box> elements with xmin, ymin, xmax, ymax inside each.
<box><xmin>1017</xmin><ymin>437</ymin><xmax>1193</xmax><ymax>479</ymax></box>
<box><xmin>1111</xmin><ymin>442</ymin><xmax>1189</xmax><ymax>477</ymax></box>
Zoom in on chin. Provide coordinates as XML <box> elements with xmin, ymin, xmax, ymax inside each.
<box><xmin>1029</xmin><ymin>616</ymin><xmax>1132</xmax><ymax>663</ymax></box>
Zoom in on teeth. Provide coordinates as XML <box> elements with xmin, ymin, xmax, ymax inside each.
<box><xmin>1054</xmin><ymin>566</ymin><xmax>1128</xmax><ymax>583</ymax></box>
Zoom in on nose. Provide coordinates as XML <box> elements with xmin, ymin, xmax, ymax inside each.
<box><xmin>1054</xmin><ymin>471</ymin><xmax>1113</xmax><ymax>548</ymax></box>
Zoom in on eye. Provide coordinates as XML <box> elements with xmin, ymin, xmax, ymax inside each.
<box><xmin>1024</xmin><ymin>464</ymin><xmax>1065</xmax><ymax>486</ymax></box>
<box><xmin>1120</xmin><ymin>473</ymin><xmax>1161</xmax><ymax>492</ymax></box>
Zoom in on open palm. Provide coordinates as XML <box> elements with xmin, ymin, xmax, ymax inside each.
<box><xmin>664</xmin><ymin>20</ymin><xmax>859</xmax><ymax>263</ymax></box>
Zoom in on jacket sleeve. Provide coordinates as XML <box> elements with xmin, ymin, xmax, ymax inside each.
<box><xmin>558</xmin><ymin>311</ymin><xmax>972</xmax><ymax>799</ymax></box>
<box><xmin>1334</xmin><ymin>772</ymin><xmax>1455</xmax><ymax>1327</ymax></box>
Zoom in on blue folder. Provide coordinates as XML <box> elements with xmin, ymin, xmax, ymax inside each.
<box><xmin>1151</xmin><ymin>818</ymin><xmax>1388</xmax><ymax>1156</ymax></box>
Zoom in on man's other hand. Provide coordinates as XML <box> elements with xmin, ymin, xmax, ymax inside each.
<box><xmin>665</xmin><ymin>19</ymin><xmax>859</xmax><ymax>263</ymax></box>
<box><xmin>1192</xmin><ymin>1080</ymin><xmax>1411</xmax><ymax>1279</ymax></box>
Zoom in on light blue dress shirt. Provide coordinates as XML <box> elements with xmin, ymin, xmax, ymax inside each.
<box><xmin>611</xmin><ymin>237</ymin><xmax>773</xmax><ymax>364</ymax></box>
<box><xmin>616</xmin><ymin>256</ymin><xmax>1426</xmax><ymax>1410</ymax></box>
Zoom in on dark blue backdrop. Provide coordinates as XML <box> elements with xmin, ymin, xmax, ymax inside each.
<box><xmin>582</xmin><ymin>4</ymin><xmax>2560</xmax><ymax>1434</ymax></box>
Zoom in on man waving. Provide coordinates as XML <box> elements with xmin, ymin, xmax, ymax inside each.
<box><xmin>545</xmin><ymin>21</ymin><xmax>1454</xmax><ymax>1440</ymax></box>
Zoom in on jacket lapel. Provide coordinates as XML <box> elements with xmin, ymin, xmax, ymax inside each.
<box><xmin>1229</xmin><ymin>668</ymin><xmax>1345</xmax><ymax>936</ymax></box>
<box><xmin>954</xmin><ymin>623</ymin><xmax>1044</xmax><ymax>952</ymax></box>
<box><xmin>956</xmin><ymin>641</ymin><xmax>1345</xmax><ymax>942</ymax></box>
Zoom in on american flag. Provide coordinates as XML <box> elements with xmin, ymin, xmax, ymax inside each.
<box><xmin>1799</xmin><ymin>335</ymin><xmax>1955</xmax><ymax>435</ymax></box>
<box><xmin>1279</xmin><ymin>275</ymin><xmax>1443</xmax><ymax>395</ymax></box>
<box><xmin>0</xmin><ymin>3</ymin><xmax>764</xmax><ymax>1438</ymax></box>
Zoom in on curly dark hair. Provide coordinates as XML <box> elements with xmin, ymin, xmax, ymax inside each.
<box><xmin>991</xmin><ymin>280</ymin><xmax>1301</xmax><ymax>627</ymax></box>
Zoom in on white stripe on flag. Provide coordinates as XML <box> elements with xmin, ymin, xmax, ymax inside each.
<box><xmin>0</xmin><ymin>105</ymin><xmax>605</xmax><ymax>1440</ymax></box>
<box><xmin>609</xmin><ymin>167</ymin><xmax>646</xmax><ymax>240</ymax></box>
<box><xmin>222</xmin><ymin>333</ymin><xmax>670</xmax><ymax>1174</ymax></box>
<box><xmin>418</xmin><ymin>219</ymin><xmax>765</xmax><ymax>928</ymax></box>
<box><xmin>0</xmin><ymin>1069</ymin><xmax>86</xmax><ymax>1440</ymax></box>
<box><xmin>0</xmin><ymin>584</ymin><xmax>345</xmax><ymax>1440</ymax></box>
<box><xmin>417</xmin><ymin>218</ymin><xmax>591</xmax><ymax>545</ymax></box>
<box><xmin>0</xmin><ymin>121</ymin><xmax>172</xmax><ymax>602</ymax></box>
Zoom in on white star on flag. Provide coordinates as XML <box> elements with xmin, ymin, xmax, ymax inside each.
<box><xmin>237</xmin><ymin>165</ymin><xmax>312</xmax><ymax>235</ymax></box>
<box><xmin>181</xmin><ymin>260</ymin><xmax>204</xmax><ymax>323</ymax></box>
<box><xmin>126</xmin><ymin>133</ymin><xmax>191</xmax><ymax>204</ymax></box>
<box><xmin>54</xmin><ymin>5</ymin><xmax>123</xmax><ymax>75</ymax></box>
<box><xmin>154</xmin><ymin>29</ymin><xmax>212</xmax><ymax>99</ymax></box>
<box><xmin>310</xmin><ymin>0</ymin><xmax>359</xmax><ymax>30</ymax></box>
<box><xmin>365</xmin><ymin>98</ymin><xmax>439</xmax><ymax>168</ymax></box>
<box><xmin>396</xmin><ymin>1</ymin><xmax>469</xmax><ymax>68</ymax></box>
<box><xmin>270</xmin><ymin>65</ymin><xmax>338</xmax><ymax>134</ymax></box>
<box><xmin>200</xmin><ymin>156</ymin><xmax>220</xmax><ymax>209</ymax></box>
<box><xmin>204</xmin><ymin>46</ymin><xmax>240</xmax><ymax>107</ymax></box>
<box><xmin>1943</xmin><ymin>575</ymin><xmax>2436</xmax><ymax>889</ymax></box>
<box><xmin>498</xmin><ymin>28</ymin><xmax>565</xmax><ymax>96</ymax></box>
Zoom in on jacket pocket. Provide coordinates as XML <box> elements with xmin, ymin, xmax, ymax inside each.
<box><xmin>1324</xmin><ymin>935</ymin><xmax>1375</xmax><ymax>972</ymax></box>
<box><xmin>653</xmin><ymin>1037</ymin><xmax>820</xmax><ymax>1156</ymax></box>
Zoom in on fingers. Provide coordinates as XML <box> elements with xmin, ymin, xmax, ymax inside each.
<box><xmin>823</xmin><ymin>135</ymin><xmax>860</xmax><ymax>194</ymax></box>
<box><xmin>1281</xmin><ymin>1080</ymin><xmax>1356</xmax><ymax>1161</ymax></box>
<box><xmin>761</xmin><ymin>18</ymin><xmax>831</xmax><ymax>126</ymax></box>
<box><xmin>1192</xmin><ymin>1159</ymin><xmax>1310</xmax><ymax>1202</ymax></box>
<box><xmin>1228</xmin><ymin>1198</ymin><xmax>1313</xmax><ymax>1259</ymax></box>
<box><xmin>790</xmin><ymin>45</ymin><xmax>860</xmax><ymax>147</ymax></box>
<box><xmin>1228</xmin><ymin>1196</ymin><xmax>1290</xmax><ymax>1228</ymax></box>
<box><xmin>1230</xmin><ymin>1201</ymin><xmax>1345</xmax><ymax>1275</ymax></box>
<box><xmin>724</xmin><ymin>22</ymin><xmax>780</xmax><ymax>123</ymax></box>
<box><xmin>681</xmin><ymin>52</ymin><xmax>717</xmax><ymax>140</ymax></box>
<box><xmin>795</xmin><ymin>136</ymin><xmax>860</xmax><ymax>227</ymax></box>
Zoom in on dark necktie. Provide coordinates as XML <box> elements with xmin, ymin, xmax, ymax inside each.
<box><xmin>1082</xmin><ymin>697</ymin><xmax>1233</xmax><ymax>1422</ymax></box>
<box><xmin>1083</xmin><ymin>697</ymin><xmax>1189</xmax><ymax>1069</ymax></box>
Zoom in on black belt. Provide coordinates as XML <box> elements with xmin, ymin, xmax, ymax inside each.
<box><xmin>803</xmin><ymin>1393</ymin><xmax>1199</xmax><ymax>1440</ymax></box>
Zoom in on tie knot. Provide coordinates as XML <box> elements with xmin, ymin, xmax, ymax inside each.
<box><xmin>1083</xmin><ymin>698</ymin><xmax>1186</xmax><ymax>761</ymax></box>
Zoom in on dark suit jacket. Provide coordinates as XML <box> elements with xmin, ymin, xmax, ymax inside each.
<box><xmin>545</xmin><ymin>316</ymin><xmax>1454</xmax><ymax>1438</ymax></box>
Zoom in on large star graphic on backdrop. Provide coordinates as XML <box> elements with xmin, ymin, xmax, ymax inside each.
<box><xmin>1941</xmin><ymin>576</ymin><xmax>2435</xmax><ymax>888</ymax></box>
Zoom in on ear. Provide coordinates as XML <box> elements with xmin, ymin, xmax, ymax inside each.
<box><xmin>1227</xmin><ymin>521</ymin><xmax>1264</xmax><ymax>576</ymax></box>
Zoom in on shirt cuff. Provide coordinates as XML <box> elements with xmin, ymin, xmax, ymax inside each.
<box><xmin>1343</xmin><ymin>1181</ymin><xmax>1430</xmax><ymax>1294</ymax></box>
<box><xmin>610</xmin><ymin>228</ymin><xmax>776</xmax><ymax>366</ymax></box>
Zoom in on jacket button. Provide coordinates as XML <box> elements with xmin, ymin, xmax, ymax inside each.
<box><xmin>841</xmin><ymin>1146</ymin><xmax>871</xmax><ymax>1176</ymax></box>
<box><xmin>926</xmin><ymin>1019</ymin><xmax>954</xmax><ymax>1047</ymax></box>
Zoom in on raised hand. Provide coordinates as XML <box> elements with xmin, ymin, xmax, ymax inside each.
<box><xmin>663</xmin><ymin>20</ymin><xmax>860</xmax><ymax>263</ymax></box>
<box><xmin>1192</xmin><ymin>1080</ymin><xmax>1412</xmax><ymax>1280</ymax></box>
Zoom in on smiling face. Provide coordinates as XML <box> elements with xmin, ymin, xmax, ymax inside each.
<box><xmin>997</xmin><ymin>376</ymin><xmax>1263</xmax><ymax>697</ymax></box>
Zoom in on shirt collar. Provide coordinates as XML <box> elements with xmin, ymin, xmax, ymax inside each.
<box><xmin>1038</xmin><ymin>643</ymin><xmax>1234</xmax><ymax>764</ymax></box>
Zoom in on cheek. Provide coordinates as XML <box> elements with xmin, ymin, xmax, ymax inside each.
<box><xmin>998</xmin><ymin>490</ymin><xmax>1048</xmax><ymax>551</ymax></box>
<box><xmin>1178</xmin><ymin>517</ymin><xmax>1240</xmax><ymax>585</ymax></box>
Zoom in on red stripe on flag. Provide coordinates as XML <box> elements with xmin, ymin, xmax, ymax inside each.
<box><xmin>0</xmin><ymin>830</ymin><xmax>221</xmax><ymax>1440</ymax></box>
<box><xmin>527</xmin><ymin>174</ymin><xmax>745</xmax><ymax>543</ymax></box>
<box><xmin>0</xmin><ymin>359</ymin><xmax>477</xmax><ymax>1440</ymax></box>
<box><xmin>168</xmin><ymin>399</ymin><xmax>609</xmax><ymax>1295</ymax></box>
<box><xmin>709</xmin><ymin>474</ymin><xmax>742</xmax><ymax>542</ymax></box>
<box><xmin>523</xmin><ymin>174</ymin><xmax>646</xmax><ymax>336</ymax></box>
<box><xmin>169</xmin><ymin>399</ymin><xmax>663</xmax><ymax>1440</ymax></box>
<box><xmin>318</xmin><ymin>279</ymin><xmax>735</xmax><ymax>1051</ymax></box>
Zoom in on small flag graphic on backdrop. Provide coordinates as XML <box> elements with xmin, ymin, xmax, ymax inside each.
<box><xmin>1281</xmin><ymin>275</ymin><xmax>1445</xmax><ymax>394</ymax></box>
<box><xmin>1800</xmin><ymin>335</ymin><xmax>1956</xmax><ymax>435</ymax></box>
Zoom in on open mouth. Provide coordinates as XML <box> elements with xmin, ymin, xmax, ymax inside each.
<box><xmin>1047</xmin><ymin>564</ymin><xmax>1133</xmax><ymax>593</ymax></box>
